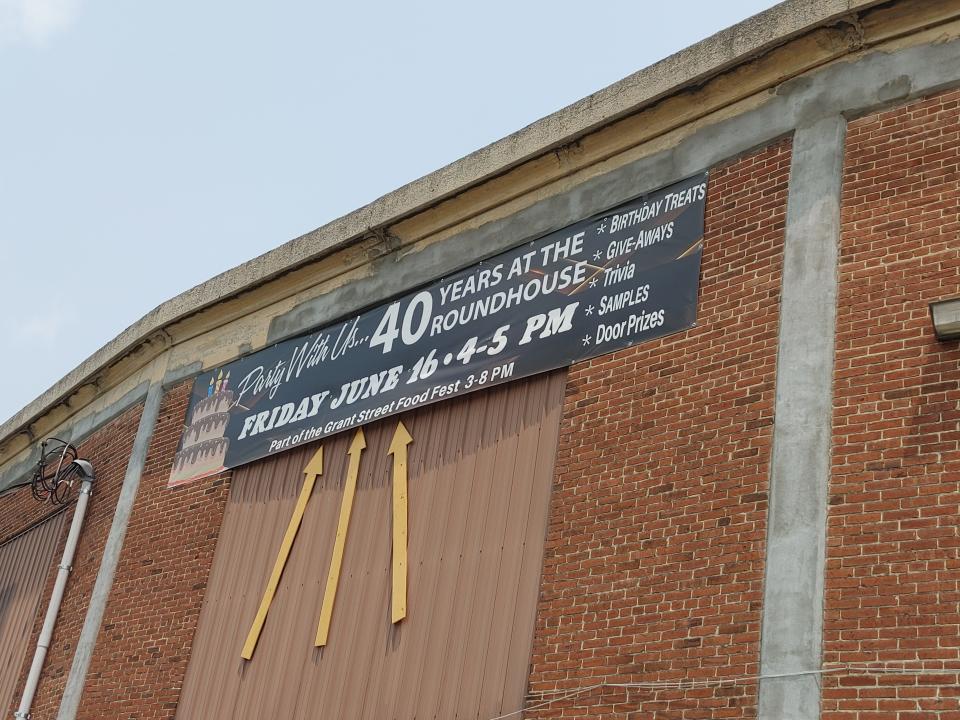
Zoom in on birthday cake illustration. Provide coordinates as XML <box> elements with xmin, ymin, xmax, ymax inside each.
<box><xmin>168</xmin><ymin>370</ymin><xmax>233</xmax><ymax>486</ymax></box>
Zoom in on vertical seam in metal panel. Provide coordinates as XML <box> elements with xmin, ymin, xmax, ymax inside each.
<box><xmin>507</xmin><ymin>370</ymin><xmax>566</xmax><ymax>714</ymax></box>
<box><xmin>489</xmin><ymin>373</ymin><xmax>551</xmax><ymax>714</ymax></box>
<box><xmin>476</xmin><ymin>375</ymin><xmax>543</xmax><ymax>715</ymax></box>
<box><xmin>174</xmin><ymin>376</ymin><xmax>564</xmax><ymax>720</ymax></box>
<box><xmin>0</xmin><ymin>508</ymin><xmax>68</xmax><ymax>552</ymax></box>
<box><xmin>446</xmin><ymin>385</ymin><xmax>514</xmax><ymax>718</ymax></box>
<box><xmin>384</xmin><ymin>400</ymin><xmax>449</xmax><ymax>719</ymax></box>
<box><xmin>403</xmin><ymin>391</ymin><xmax>487</xmax><ymax>720</ymax></box>
<box><xmin>0</xmin><ymin>511</ymin><xmax>66</xmax><ymax>717</ymax></box>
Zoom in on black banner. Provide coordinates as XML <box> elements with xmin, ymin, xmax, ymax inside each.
<box><xmin>168</xmin><ymin>172</ymin><xmax>707</xmax><ymax>486</ymax></box>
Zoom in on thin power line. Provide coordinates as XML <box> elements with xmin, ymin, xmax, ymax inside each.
<box><xmin>489</xmin><ymin>661</ymin><xmax>960</xmax><ymax>720</ymax></box>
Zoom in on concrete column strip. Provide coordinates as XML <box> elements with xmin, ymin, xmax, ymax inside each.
<box><xmin>758</xmin><ymin>115</ymin><xmax>845</xmax><ymax>719</ymax></box>
<box><xmin>57</xmin><ymin>382</ymin><xmax>165</xmax><ymax>720</ymax></box>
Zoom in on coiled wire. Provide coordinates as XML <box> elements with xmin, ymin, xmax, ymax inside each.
<box><xmin>31</xmin><ymin>438</ymin><xmax>81</xmax><ymax>505</ymax></box>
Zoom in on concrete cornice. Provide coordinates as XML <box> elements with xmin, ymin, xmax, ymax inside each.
<box><xmin>0</xmin><ymin>0</ymin><xmax>885</xmax><ymax>445</ymax></box>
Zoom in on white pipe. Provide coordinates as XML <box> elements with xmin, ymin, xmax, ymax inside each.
<box><xmin>15</xmin><ymin>461</ymin><xmax>94</xmax><ymax>720</ymax></box>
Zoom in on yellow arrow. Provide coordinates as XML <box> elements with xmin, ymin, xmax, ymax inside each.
<box><xmin>241</xmin><ymin>446</ymin><xmax>323</xmax><ymax>660</ymax></box>
<box><xmin>315</xmin><ymin>428</ymin><xmax>366</xmax><ymax>647</ymax></box>
<box><xmin>388</xmin><ymin>421</ymin><xmax>413</xmax><ymax>623</ymax></box>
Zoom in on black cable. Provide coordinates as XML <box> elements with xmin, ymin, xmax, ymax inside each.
<box><xmin>30</xmin><ymin>438</ymin><xmax>80</xmax><ymax>505</ymax></box>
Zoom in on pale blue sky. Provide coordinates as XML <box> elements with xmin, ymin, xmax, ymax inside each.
<box><xmin>0</xmin><ymin>0</ymin><xmax>773</xmax><ymax>424</ymax></box>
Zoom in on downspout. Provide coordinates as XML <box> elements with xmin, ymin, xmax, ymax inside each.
<box><xmin>14</xmin><ymin>459</ymin><xmax>95</xmax><ymax>720</ymax></box>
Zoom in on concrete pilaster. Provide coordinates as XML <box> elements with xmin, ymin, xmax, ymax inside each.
<box><xmin>57</xmin><ymin>382</ymin><xmax>165</xmax><ymax>720</ymax></box>
<box><xmin>758</xmin><ymin>115</ymin><xmax>845</xmax><ymax>720</ymax></box>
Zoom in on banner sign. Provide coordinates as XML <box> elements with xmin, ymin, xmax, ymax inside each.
<box><xmin>168</xmin><ymin>172</ymin><xmax>707</xmax><ymax>486</ymax></box>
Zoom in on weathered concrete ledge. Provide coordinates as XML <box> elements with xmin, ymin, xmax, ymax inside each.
<box><xmin>0</xmin><ymin>0</ymin><xmax>885</xmax><ymax>449</ymax></box>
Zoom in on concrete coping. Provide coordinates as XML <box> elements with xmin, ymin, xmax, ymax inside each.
<box><xmin>0</xmin><ymin>0</ymin><xmax>881</xmax><ymax>445</ymax></box>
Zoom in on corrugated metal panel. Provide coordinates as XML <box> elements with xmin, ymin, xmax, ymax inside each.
<box><xmin>177</xmin><ymin>370</ymin><xmax>565</xmax><ymax>720</ymax></box>
<box><xmin>0</xmin><ymin>511</ymin><xmax>66</xmax><ymax>717</ymax></box>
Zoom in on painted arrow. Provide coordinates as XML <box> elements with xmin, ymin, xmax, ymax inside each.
<box><xmin>315</xmin><ymin>428</ymin><xmax>366</xmax><ymax>647</ymax></box>
<box><xmin>388</xmin><ymin>420</ymin><xmax>413</xmax><ymax>624</ymax></box>
<box><xmin>241</xmin><ymin>445</ymin><xmax>323</xmax><ymax>660</ymax></box>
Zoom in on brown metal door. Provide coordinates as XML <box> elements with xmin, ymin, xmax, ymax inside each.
<box><xmin>176</xmin><ymin>370</ymin><xmax>565</xmax><ymax>720</ymax></box>
<box><xmin>0</xmin><ymin>511</ymin><xmax>65</xmax><ymax>717</ymax></box>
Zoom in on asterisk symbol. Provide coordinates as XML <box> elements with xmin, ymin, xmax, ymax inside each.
<box><xmin>589</xmin><ymin>277</ymin><xmax>598</xmax><ymax>288</ymax></box>
<box><xmin>596</xmin><ymin>220</ymin><xmax>607</xmax><ymax>234</ymax></box>
<box><xmin>582</xmin><ymin>335</ymin><xmax>592</xmax><ymax>346</ymax></box>
<box><xmin>585</xmin><ymin>305</ymin><xmax>594</xmax><ymax>316</ymax></box>
<box><xmin>592</xmin><ymin>250</ymin><xmax>602</xmax><ymax>261</ymax></box>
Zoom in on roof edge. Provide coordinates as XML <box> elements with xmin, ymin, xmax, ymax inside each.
<box><xmin>0</xmin><ymin>0</ymin><xmax>880</xmax><ymax>444</ymax></box>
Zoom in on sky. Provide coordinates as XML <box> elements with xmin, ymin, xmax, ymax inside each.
<box><xmin>0</xmin><ymin>0</ymin><xmax>774</xmax><ymax>425</ymax></box>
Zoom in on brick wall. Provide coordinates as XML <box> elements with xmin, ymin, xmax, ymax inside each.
<box><xmin>5</xmin><ymin>90</ymin><xmax>955</xmax><ymax>720</ymax></box>
<box><xmin>824</xmin><ymin>89</ymin><xmax>960</xmax><ymax>718</ymax></box>
<box><xmin>0</xmin><ymin>469</ymin><xmax>66</xmax><ymax>545</ymax></box>
<box><xmin>526</xmin><ymin>139</ymin><xmax>791</xmax><ymax>719</ymax></box>
<box><xmin>72</xmin><ymin>381</ymin><xmax>232</xmax><ymax>720</ymax></box>
<box><xmin>0</xmin><ymin>403</ymin><xmax>143</xmax><ymax>720</ymax></box>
